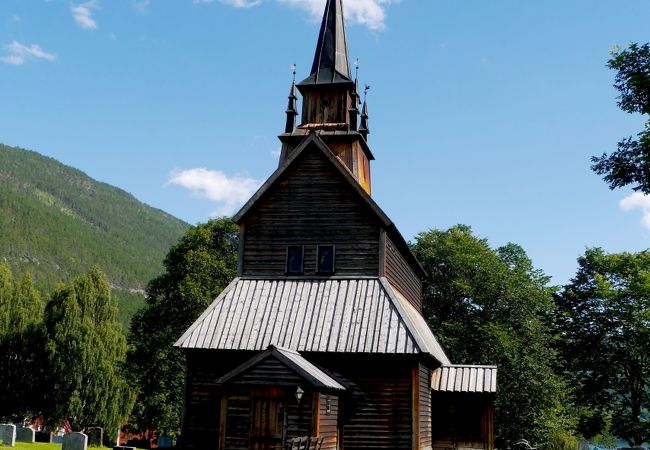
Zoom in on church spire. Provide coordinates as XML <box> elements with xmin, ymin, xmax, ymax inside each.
<box><xmin>298</xmin><ymin>0</ymin><xmax>352</xmax><ymax>86</ymax></box>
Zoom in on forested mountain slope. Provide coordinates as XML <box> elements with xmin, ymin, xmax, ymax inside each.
<box><xmin>0</xmin><ymin>143</ymin><xmax>189</xmax><ymax>326</ymax></box>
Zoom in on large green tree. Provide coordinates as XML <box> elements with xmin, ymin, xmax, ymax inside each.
<box><xmin>128</xmin><ymin>218</ymin><xmax>239</xmax><ymax>437</ymax></box>
<box><xmin>412</xmin><ymin>226</ymin><xmax>574</xmax><ymax>447</ymax></box>
<box><xmin>555</xmin><ymin>248</ymin><xmax>650</xmax><ymax>446</ymax></box>
<box><xmin>592</xmin><ymin>43</ymin><xmax>650</xmax><ymax>192</ymax></box>
<box><xmin>43</xmin><ymin>267</ymin><xmax>133</xmax><ymax>433</ymax></box>
<box><xmin>0</xmin><ymin>264</ymin><xmax>46</xmax><ymax>420</ymax></box>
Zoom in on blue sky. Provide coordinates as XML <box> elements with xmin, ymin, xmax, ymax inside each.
<box><xmin>1</xmin><ymin>0</ymin><xmax>649</xmax><ymax>285</ymax></box>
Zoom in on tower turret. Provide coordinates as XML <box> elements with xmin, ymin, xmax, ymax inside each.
<box><xmin>278</xmin><ymin>0</ymin><xmax>374</xmax><ymax>195</ymax></box>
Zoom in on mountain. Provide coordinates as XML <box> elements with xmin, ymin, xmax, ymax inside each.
<box><xmin>0</xmin><ymin>143</ymin><xmax>190</xmax><ymax>327</ymax></box>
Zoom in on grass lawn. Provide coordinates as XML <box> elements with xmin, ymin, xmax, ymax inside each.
<box><xmin>4</xmin><ymin>444</ymin><xmax>125</xmax><ymax>449</ymax></box>
<box><xmin>5</xmin><ymin>445</ymin><xmax>61</xmax><ymax>450</ymax></box>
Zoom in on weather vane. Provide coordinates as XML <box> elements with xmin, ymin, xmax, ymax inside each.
<box><xmin>291</xmin><ymin>63</ymin><xmax>297</xmax><ymax>83</ymax></box>
<box><xmin>364</xmin><ymin>84</ymin><xmax>371</xmax><ymax>102</ymax></box>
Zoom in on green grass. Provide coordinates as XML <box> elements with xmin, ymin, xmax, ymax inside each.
<box><xmin>3</xmin><ymin>444</ymin><xmax>60</xmax><ymax>450</ymax></box>
<box><xmin>3</xmin><ymin>444</ymin><xmax>128</xmax><ymax>449</ymax></box>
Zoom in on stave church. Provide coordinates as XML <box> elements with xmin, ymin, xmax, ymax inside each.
<box><xmin>175</xmin><ymin>1</ymin><xmax>496</xmax><ymax>449</ymax></box>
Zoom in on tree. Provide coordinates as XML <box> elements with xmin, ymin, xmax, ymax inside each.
<box><xmin>555</xmin><ymin>248</ymin><xmax>650</xmax><ymax>446</ymax></box>
<box><xmin>412</xmin><ymin>226</ymin><xmax>575</xmax><ymax>447</ymax></box>
<box><xmin>0</xmin><ymin>264</ymin><xmax>46</xmax><ymax>420</ymax></box>
<box><xmin>592</xmin><ymin>43</ymin><xmax>650</xmax><ymax>192</ymax></box>
<box><xmin>44</xmin><ymin>267</ymin><xmax>133</xmax><ymax>433</ymax></box>
<box><xmin>127</xmin><ymin>218</ymin><xmax>239</xmax><ymax>437</ymax></box>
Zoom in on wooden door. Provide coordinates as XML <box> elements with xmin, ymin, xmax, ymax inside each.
<box><xmin>250</xmin><ymin>387</ymin><xmax>286</xmax><ymax>450</ymax></box>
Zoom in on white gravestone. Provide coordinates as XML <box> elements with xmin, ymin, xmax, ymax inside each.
<box><xmin>0</xmin><ymin>424</ymin><xmax>16</xmax><ymax>447</ymax></box>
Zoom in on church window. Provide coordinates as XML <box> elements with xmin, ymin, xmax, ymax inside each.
<box><xmin>317</xmin><ymin>245</ymin><xmax>335</xmax><ymax>274</ymax></box>
<box><xmin>286</xmin><ymin>245</ymin><xmax>304</xmax><ymax>274</ymax></box>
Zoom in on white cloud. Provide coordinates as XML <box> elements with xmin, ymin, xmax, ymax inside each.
<box><xmin>278</xmin><ymin>0</ymin><xmax>396</xmax><ymax>30</ymax></box>
<box><xmin>134</xmin><ymin>0</ymin><xmax>150</xmax><ymax>12</ymax></box>
<box><xmin>168</xmin><ymin>168</ymin><xmax>261</xmax><ymax>216</ymax></box>
<box><xmin>620</xmin><ymin>192</ymin><xmax>650</xmax><ymax>230</ymax></box>
<box><xmin>271</xmin><ymin>147</ymin><xmax>281</xmax><ymax>157</ymax></box>
<box><xmin>71</xmin><ymin>0</ymin><xmax>100</xmax><ymax>30</ymax></box>
<box><xmin>199</xmin><ymin>0</ymin><xmax>396</xmax><ymax>30</ymax></box>
<box><xmin>0</xmin><ymin>41</ymin><xmax>56</xmax><ymax>65</ymax></box>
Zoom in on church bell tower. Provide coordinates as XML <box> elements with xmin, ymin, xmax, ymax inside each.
<box><xmin>278</xmin><ymin>0</ymin><xmax>373</xmax><ymax>195</ymax></box>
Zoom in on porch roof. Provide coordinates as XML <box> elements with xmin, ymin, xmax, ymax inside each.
<box><xmin>215</xmin><ymin>345</ymin><xmax>346</xmax><ymax>390</ymax></box>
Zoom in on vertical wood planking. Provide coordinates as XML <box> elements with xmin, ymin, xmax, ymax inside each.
<box><xmin>384</xmin><ymin>235</ymin><xmax>423</xmax><ymax>311</ymax></box>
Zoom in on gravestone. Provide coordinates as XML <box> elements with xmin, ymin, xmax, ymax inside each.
<box><xmin>62</xmin><ymin>431</ymin><xmax>88</xmax><ymax>450</ymax></box>
<box><xmin>35</xmin><ymin>431</ymin><xmax>53</xmax><ymax>443</ymax></box>
<box><xmin>16</xmin><ymin>427</ymin><xmax>35</xmax><ymax>443</ymax></box>
<box><xmin>87</xmin><ymin>427</ymin><xmax>103</xmax><ymax>447</ymax></box>
<box><xmin>158</xmin><ymin>436</ymin><xmax>173</xmax><ymax>447</ymax></box>
<box><xmin>0</xmin><ymin>424</ymin><xmax>16</xmax><ymax>447</ymax></box>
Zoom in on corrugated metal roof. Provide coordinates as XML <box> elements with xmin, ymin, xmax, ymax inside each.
<box><xmin>215</xmin><ymin>345</ymin><xmax>346</xmax><ymax>390</ymax></box>
<box><xmin>431</xmin><ymin>365</ymin><xmax>497</xmax><ymax>393</ymax></box>
<box><xmin>175</xmin><ymin>277</ymin><xmax>449</xmax><ymax>364</ymax></box>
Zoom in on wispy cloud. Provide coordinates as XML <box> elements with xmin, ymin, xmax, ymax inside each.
<box><xmin>0</xmin><ymin>41</ymin><xmax>56</xmax><ymax>65</ymax></box>
<box><xmin>71</xmin><ymin>0</ymin><xmax>100</xmax><ymax>30</ymax></box>
<box><xmin>12</xmin><ymin>14</ymin><xmax>21</xmax><ymax>23</ymax></box>
<box><xmin>198</xmin><ymin>0</ymin><xmax>396</xmax><ymax>30</ymax></box>
<box><xmin>168</xmin><ymin>168</ymin><xmax>261</xmax><ymax>216</ymax></box>
<box><xmin>207</xmin><ymin>0</ymin><xmax>262</xmax><ymax>7</ymax></box>
<box><xmin>620</xmin><ymin>192</ymin><xmax>650</xmax><ymax>230</ymax></box>
<box><xmin>134</xmin><ymin>0</ymin><xmax>151</xmax><ymax>13</ymax></box>
<box><xmin>278</xmin><ymin>0</ymin><xmax>397</xmax><ymax>30</ymax></box>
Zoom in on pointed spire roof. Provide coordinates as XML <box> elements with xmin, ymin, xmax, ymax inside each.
<box><xmin>298</xmin><ymin>0</ymin><xmax>353</xmax><ymax>86</ymax></box>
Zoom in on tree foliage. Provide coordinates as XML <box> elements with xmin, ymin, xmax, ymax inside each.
<box><xmin>0</xmin><ymin>264</ymin><xmax>46</xmax><ymax>420</ymax></box>
<box><xmin>128</xmin><ymin>218</ymin><xmax>239</xmax><ymax>436</ymax></box>
<box><xmin>412</xmin><ymin>226</ymin><xmax>574</xmax><ymax>447</ymax></box>
<box><xmin>555</xmin><ymin>248</ymin><xmax>650</xmax><ymax>446</ymax></box>
<box><xmin>43</xmin><ymin>267</ymin><xmax>133</xmax><ymax>433</ymax></box>
<box><xmin>592</xmin><ymin>43</ymin><xmax>650</xmax><ymax>192</ymax></box>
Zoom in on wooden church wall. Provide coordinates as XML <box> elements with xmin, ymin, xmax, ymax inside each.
<box><xmin>384</xmin><ymin>234</ymin><xmax>423</xmax><ymax>311</ymax></box>
<box><xmin>317</xmin><ymin>394</ymin><xmax>339</xmax><ymax>450</ymax></box>
<box><xmin>182</xmin><ymin>351</ymin><xmax>425</xmax><ymax>450</ymax></box>
<box><xmin>419</xmin><ymin>364</ymin><xmax>433</xmax><ymax>450</ymax></box>
<box><xmin>182</xmin><ymin>350</ymin><xmax>253</xmax><ymax>449</ymax></box>
<box><xmin>310</xmin><ymin>354</ymin><xmax>414</xmax><ymax>450</ymax></box>
<box><xmin>241</xmin><ymin>145</ymin><xmax>380</xmax><ymax>277</ymax></box>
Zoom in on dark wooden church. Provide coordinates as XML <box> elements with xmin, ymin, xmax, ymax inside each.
<box><xmin>176</xmin><ymin>1</ymin><xmax>496</xmax><ymax>449</ymax></box>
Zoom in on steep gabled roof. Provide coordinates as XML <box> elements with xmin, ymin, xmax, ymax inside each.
<box><xmin>215</xmin><ymin>345</ymin><xmax>346</xmax><ymax>390</ymax></box>
<box><xmin>174</xmin><ymin>277</ymin><xmax>450</xmax><ymax>365</ymax></box>
<box><xmin>232</xmin><ymin>133</ymin><xmax>425</xmax><ymax>278</ymax></box>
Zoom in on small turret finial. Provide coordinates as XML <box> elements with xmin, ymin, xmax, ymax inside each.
<box><xmin>291</xmin><ymin>63</ymin><xmax>297</xmax><ymax>83</ymax></box>
<box><xmin>354</xmin><ymin>58</ymin><xmax>360</xmax><ymax>80</ymax></box>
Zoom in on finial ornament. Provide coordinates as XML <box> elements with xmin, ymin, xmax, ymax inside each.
<box><xmin>354</xmin><ymin>58</ymin><xmax>360</xmax><ymax>80</ymax></box>
<box><xmin>291</xmin><ymin>63</ymin><xmax>297</xmax><ymax>83</ymax></box>
<box><xmin>364</xmin><ymin>84</ymin><xmax>371</xmax><ymax>102</ymax></box>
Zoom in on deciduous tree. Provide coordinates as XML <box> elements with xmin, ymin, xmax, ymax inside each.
<box><xmin>555</xmin><ymin>248</ymin><xmax>650</xmax><ymax>446</ymax></box>
<box><xmin>0</xmin><ymin>264</ymin><xmax>46</xmax><ymax>420</ymax></box>
<box><xmin>127</xmin><ymin>218</ymin><xmax>239</xmax><ymax>437</ymax></box>
<box><xmin>44</xmin><ymin>267</ymin><xmax>133</xmax><ymax>433</ymax></box>
<box><xmin>592</xmin><ymin>43</ymin><xmax>650</xmax><ymax>192</ymax></box>
<box><xmin>413</xmin><ymin>226</ymin><xmax>574</xmax><ymax>447</ymax></box>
